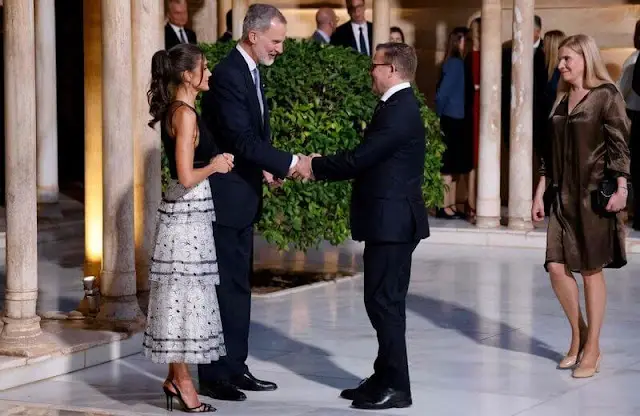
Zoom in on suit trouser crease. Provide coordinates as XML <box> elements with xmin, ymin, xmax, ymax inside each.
<box><xmin>198</xmin><ymin>224</ymin><xmax>253</xmax><ymax>382</ymax></box>
<box><xmin>363</xmin><ymin>241</ymin><xmax>416</xmax><ymax>393</ymax></box>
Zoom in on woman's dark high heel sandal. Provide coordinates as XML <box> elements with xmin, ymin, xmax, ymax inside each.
<box><xmin>164</xmin><ymin>381</ymin><xmax>216</xmax><ymax>413</ymax></box>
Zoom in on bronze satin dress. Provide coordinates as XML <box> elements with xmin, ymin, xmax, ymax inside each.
<box><xmin>541</xmin><ymin>83</ymin><xmax>631</xmax><ymax>272</ymax></box>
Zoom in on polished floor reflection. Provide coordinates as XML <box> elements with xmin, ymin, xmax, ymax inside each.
<box><xmin>1</xmin><ymin>244</ymin><xmax>640</xmax><ymax>415</ymax></box>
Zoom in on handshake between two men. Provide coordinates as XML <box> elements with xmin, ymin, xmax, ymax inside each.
<box><xmin>263</xmin><ymin>153</ymin><xmax>322</xmax><ymax>188</ymax></box>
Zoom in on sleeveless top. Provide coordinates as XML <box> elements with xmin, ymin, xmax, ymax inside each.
<box><xmin>161</xmin><ymin>101</ymin><xmax>217</xmax><ymax>179</ymax></box>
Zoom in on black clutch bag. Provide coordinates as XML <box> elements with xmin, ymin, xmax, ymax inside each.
<box><xmin>594</xmin><ymin>176</ymin><xmax>632</xmax><ymax>216</ymax></box>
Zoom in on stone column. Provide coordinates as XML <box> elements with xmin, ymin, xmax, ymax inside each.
<box><xmin>132</xmin><ymin>0</ymin><xmax>163</xmax><ymax>309</ymax></box>
<box><xmin>35</xmin><ymin>0</ymin><xmax>58</xmax><ymax>204</ymax></box>
<box><xmin>231</xmin><ymin>0</ymin><xmax>247</xmax><ymax>40</ymax></box>
<box><xmin>372</xmin><ymin>0</ymin><xmax>390</xmax><ymax>48</ymax></box>
<box><xmin>218</xmin><ymin>0</ymin><xmax>231</xmax><ymax>37</ymax></box>
<box><xmin>0</xmin><ymin>0</ymin><xmax>57</xmax><ymax>357</ymax></box>
<box><xmin>475</xmin><ymin>0</ymin><xmax>502</xmax><ymax>228</ymax></box>
<box><xmin>507</xmin><ymin>0</ymin><xmax>534</xmax><ymax>230</ymax></box>
<box><xmin>192</xmin><ymin>0</ymin><xmax>217</xmax><ymax>43</ymax></box>
<box><xmin>83</xmin><ymin>0</ymin><xmax>103</xmax><ymax>278</ymax></box>
<box><xmin>97</xmin><ymin>0</ymin><xmax>144</xmax><ymax>327</ymax></box>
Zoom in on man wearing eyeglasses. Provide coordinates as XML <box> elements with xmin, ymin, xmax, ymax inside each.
<box><xmin>330</xmin><ymin>0</ymin><xmax>373</xmax><ymax>55</ymax></box>
<box><xmin>308</xmin><ymin>43</ymin><xmax>429</xmax><ymax>410</ymax></box>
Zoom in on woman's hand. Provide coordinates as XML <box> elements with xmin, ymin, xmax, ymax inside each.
<box><xmin>210</xmin><ymin>153</ymin><xmax>234</xmax><ymax>174</ymax></box>
<box><xmin>606</xmin><ymin>187</ymin><xmax>628</xmax><ymax>213</ymax></box>
<box><xmin>532</xmin><ymin>197</ymin><xmax>545</xmax><ymax>222</ymax></box>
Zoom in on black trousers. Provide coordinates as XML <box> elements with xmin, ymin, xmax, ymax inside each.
<box><xmin>363</xmin><ymin>240</ymin><xmax>417</xmax><ymax>393</ymax></box>
<box><xmin>198</xmin><ymin>223</ymin><xmax>253</xmax><ymax>382</ymax></box>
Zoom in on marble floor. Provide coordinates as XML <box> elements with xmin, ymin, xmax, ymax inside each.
<box><xmin>2</xmin><ymin>244</ymin><xmax>640</xmax><ymax>415</ymax></box>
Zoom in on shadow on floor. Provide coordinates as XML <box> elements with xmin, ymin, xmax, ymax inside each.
<box><xmin>406</xmin><ymin>293</ymin><xmax>564</xmax><ymax>363</ymax></box>
<box><xmin>249</xmin><ymin>321</ymin><xmax>361</xmax><ymax>389</ymax></box>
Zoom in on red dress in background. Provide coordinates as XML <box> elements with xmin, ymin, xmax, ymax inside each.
<box><xmin>471</xmin><ymin>50</ymin><xmax>480</xmax><ymax>168</ymax></box>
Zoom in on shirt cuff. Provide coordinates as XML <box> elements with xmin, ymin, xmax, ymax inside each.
<box><xmin>289</xmin><ymin>155</ymin><xmax>298</xmax><ymax>169</ymax></box>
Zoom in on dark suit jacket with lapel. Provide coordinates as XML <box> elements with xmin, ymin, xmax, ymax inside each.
<box><xmin>201</xmin><ymin>47</ymin><xmax>292</xmax><ymax>229</ymax></box>
<box><xmin>164</xmin><ymin>23</ymin><xmax>197</xmax><ymax>50</ymax></box>
<box><xmin>310</xmin><ymin>30</ymin><xmax>329</xmax><ymax>44</ymax></box>
<box><xmin>311</xmin><ymin>87</ymin><xmax>430</xmax><ymax>243</ymax></box>
<box><xmin>330</xmin><ymin>21</ymin><xmax>373</xmax><ymax>54</ymax></box>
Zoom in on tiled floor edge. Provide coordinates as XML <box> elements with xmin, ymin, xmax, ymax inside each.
<box><xmin>252</xmin><ymin>273</ymin><xmax>363</xmax><ymax>299</ymax></box>
<box><xmin>0</xmin><ymin>332</ymin><xmax>143</xmax><ymax>391</ymax></box>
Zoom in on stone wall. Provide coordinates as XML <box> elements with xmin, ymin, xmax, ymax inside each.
<box><xmin>234</xmin><ymin>0</ymin><xmax>639</xmax><ymax>104</ymax></box>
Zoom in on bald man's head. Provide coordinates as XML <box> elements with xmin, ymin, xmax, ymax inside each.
<box><xmin>315</xmin><ymin>8</ymin><xmax>338</xmax><ymax>35</ymax></box>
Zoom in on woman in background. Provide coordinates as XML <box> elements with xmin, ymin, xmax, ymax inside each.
<box><xmin>390</xmin><ymin>26</ymin><xmax>405</xmax><ymax>43</ymax></box>
<box><xmin>464</xmin><ymin>17</ymin><xmax>481</xmax><ymax>223</ymax></box>
<box><xmin>436</xmin><ymin>27</ymin><xmax>471</xmax><ymax>219</ymax></box>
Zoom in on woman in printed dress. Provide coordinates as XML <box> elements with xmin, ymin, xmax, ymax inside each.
<box><xmin>144</xmin><ymin>43</ymin><xmax>234</xmax><ymax>412</ymax></box>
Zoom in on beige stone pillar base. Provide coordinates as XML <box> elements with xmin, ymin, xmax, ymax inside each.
<box><xmin>476</xmin><ymin>216</ymin><xmax>501</xmax><ymax>229</ymax></box>
<box><xmin>0</xmin><ymin>316</ymin><xmax>58</xmax><ymax>357</ymax></box>
<box><xmin>96</xmin><ymin>293</ymin><xmax>145</xmax><ymax>330</ymax></box>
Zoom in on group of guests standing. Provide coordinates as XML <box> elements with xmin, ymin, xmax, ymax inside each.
<box><xmin>435</xmin><ymin>16</ymin><xmax>569</xmax><ymax>222</ymax></box>
<box><xmin>436</xmin><ymin>15</ymin><xmax>635</xmax><ymax>381</ymax></box>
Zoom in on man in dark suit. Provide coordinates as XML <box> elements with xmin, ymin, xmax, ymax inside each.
<box><xmin>218</xmin><ymin>10</ymin><xmax>233</xmax><ymax>43</ymax></box>
<box><xmin>198</xmin><ymin>3</ymin><xmax>312</xmax><ymax>402</ymax></box>
<box><xmin>310</xmin><ymin>8</ymin><xmax>337</xmax><ymax>44</ymax></box>
<box><xmin>164</xmin><ymin>0</ymin><xmax>197</xmax><ymax>50</ymax></box>
<box><xmin>330</xmin><ymin>0</ymin><xmax>373</xmax><ymax>55</ymax></box>
<box><xmin>501</xmin><ymin>15</ymin><xmax>546</xmax><ymax>153</ymax></box>
<box><xmin>308</xmin><ymin>43</ymin><xmax>429</xmax><ymax>410</ymax></box>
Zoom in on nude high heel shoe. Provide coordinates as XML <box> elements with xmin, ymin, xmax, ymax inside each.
<box><xmin>572</xmin><ymin>354</ymin><xmax>601</xmax><ymax>378</ymax></box>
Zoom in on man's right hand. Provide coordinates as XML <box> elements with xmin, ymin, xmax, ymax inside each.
<box><xmin>263</xmin><ymin>170</ymin><xmax>284</xmax><ymax>189</ymax></box>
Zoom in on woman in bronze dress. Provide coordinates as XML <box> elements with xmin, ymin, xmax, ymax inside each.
<box><xmin>532</xmin><ymin>34</ymin><xmax>631</xmax><ymax>379</ymax></box>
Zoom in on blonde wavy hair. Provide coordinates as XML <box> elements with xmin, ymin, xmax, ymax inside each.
<box><xmin>543</xmin><ymin>30</ymin><xmax>566</xmax><ymax>81</ymax></box>
<box><xmin>553</xmin><ymin>34</ymin><xmax>616</xmax><ymax>110</ymax></box>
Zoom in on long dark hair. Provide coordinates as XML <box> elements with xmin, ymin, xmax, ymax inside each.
<box><xmin>147</xmin><ymin>43</ymin><xmax>205</xmax><ymax>128</ymax></box>
<box><xmin>444</xmin><ymin>27</ymin><xmax>468</xmax><ymax>61</ymax></box>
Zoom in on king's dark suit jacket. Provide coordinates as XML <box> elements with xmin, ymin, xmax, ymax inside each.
<box><xmin>312</xmin><ymin>87</ymin><xmax>430</xmax><ymax>243</ymax></box>
<box><xmin>330</xmin><ymin>21</ymin><xmax>373</xmax><ymax>54</ymax></box>
<box><xmin>164</xmin><ymin>23</ymin><xmax>197</xmax><ymax>50</ymax></box>
<box><xmin>201</xmin><ymin>48</ymin><xmax>292</xmax><ymax>229</ymax></box>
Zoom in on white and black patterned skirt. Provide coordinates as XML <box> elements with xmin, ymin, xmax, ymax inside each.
<box><xmin>143</xmin><ymin>179</ymin><xmax>226</xmax><ymax>364</ymax></box>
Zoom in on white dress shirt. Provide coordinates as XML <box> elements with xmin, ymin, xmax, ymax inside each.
<box><xmin>316</xmin><ymin>29</ymin><xmax>331</xmax><ymax>44</ymax></box>
<box><xmin>235</xmin><ymin>44</ymin><xmax>298</xmax><ymax>169</ymax></box>
<box><xmin>380</xmin><ymin>82</ymin><xmax>412</xmax><ymax>103</ymax></box>
<box><xmin>169</xmin><ymin>23</ymin><xmax>188</xmax><ymax>43</ymax></box>
<box><xmin>350</xmin><ymin>22</ymin><xmax>370</xmax><ymax>55</ymax></box>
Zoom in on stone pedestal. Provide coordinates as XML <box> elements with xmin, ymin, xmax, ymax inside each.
<box><xmin>96</xmin><ymin>0</ymin><xmax>144</xmax><ymax>327</ymax></box>
<box><xmin>83</xmin><ymin>0</ymin><xmax>103</xmax><ymax>278</ymax></box>
<box><xmin>0</xmin><ymin>0</ymin><xmax>58</xmax><ymax>357</ymax></box>
<box><xmin>507</xmin><ymin>0</ymin><xmax>534</xmax><ymax>230</ymax></box>
<box><xmin>132</xmin><ymin>0</ymin><xmax>163</xmax><ymax>311</ymax></box>
<box><xmin>218</xmin><ymin>0</ymin><xmax>231</xmax><ymax>37</ymax></box>
<box><xmin>35</xmin><ymin>0</ymin><xmax>59</xmax><ymax>204</ymax></box>
<box><xmin>232</xmin><ymin>0</ymin><xmax>247</xmax><ymax>40</ymax></box>
<box><xmin>373</xmin><ymin>0</ymin><xmax>390</xmax><ymax>48</ymax></box>
<box><xmin>192</xmin><ymin>0</ymin><xmax>217</xmax><ymax>43</ymax></box>
<box><xmin>475</xmin><ymin>0</ymin><xmax>502</xmax><ymax>229</ymax></box>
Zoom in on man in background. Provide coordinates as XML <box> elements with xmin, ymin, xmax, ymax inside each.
<box><xmin>164</xmin><ymin>0</ymin><xmax>197</xmax><ymax>50</ymax></box>
<box><xmin>331</xmin><ymin>0</ymin><xmax>373</xmax><ymax>55</ymax></box>
<box><xmin>310</xmin><ymin>8</ymin><xmax>337</xmax><ymax>44</ymax></box>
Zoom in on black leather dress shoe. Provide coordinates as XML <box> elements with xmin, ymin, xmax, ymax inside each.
<box><xmin>340</xmin><ymin>377</ymin><xmax>378</xmax><ymax>401</ymax></box>
<box><xmin>230</xmin><ymin>371</ymin><xmax>278</xmax><ymax>391</ymax></box>
<box><xmin>200</xmin><ymin>381</ymin><xmax>247</xmax><ymax>401</ymax></box>
<box><xmin>351</xmin><ymin>387</ymin><xmax>412</xmax><ymax>410</ymax></box>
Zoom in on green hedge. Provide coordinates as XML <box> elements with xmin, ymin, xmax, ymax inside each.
<box><xmin>162</xmin><ymin>39</ymin><xmax>444</xmax><ymax>251</ymax></box>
